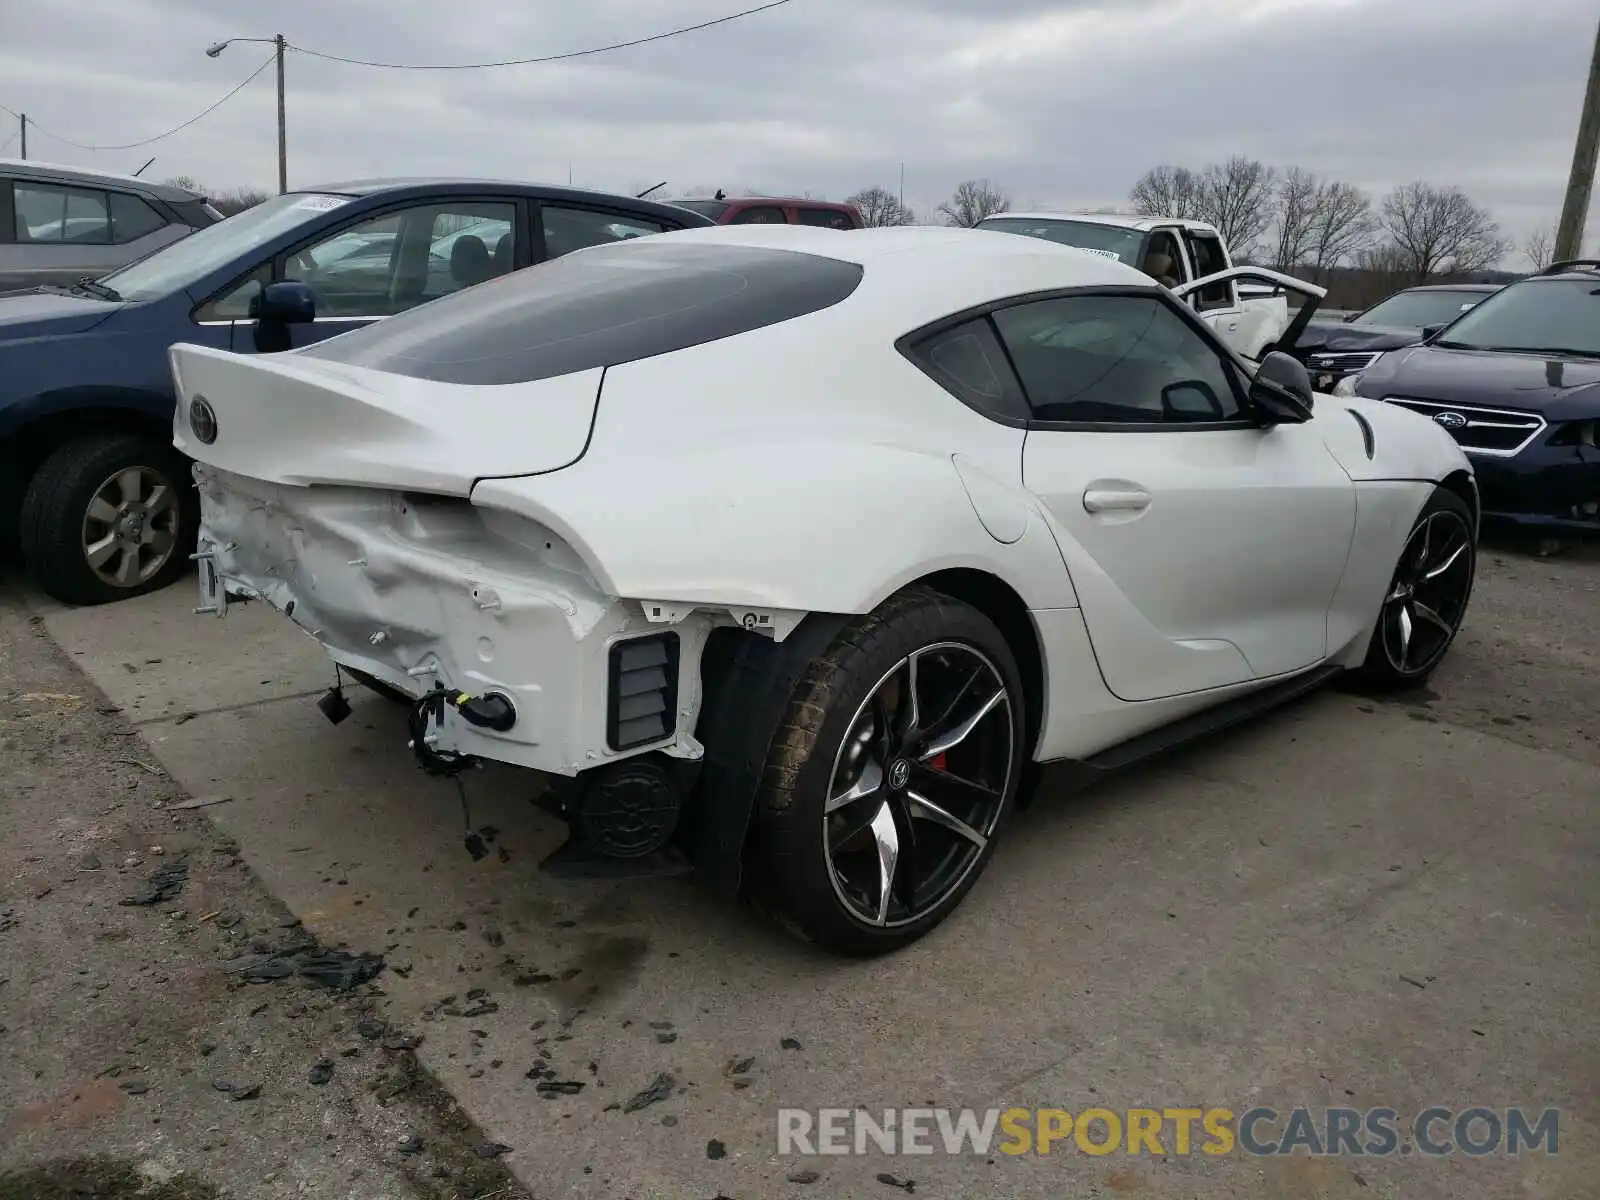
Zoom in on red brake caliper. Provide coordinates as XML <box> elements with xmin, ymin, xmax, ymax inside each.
<box><xmin>930</xmin><ymin>752</ymin><xmax>948</xmax><ymax>772</ymax></box>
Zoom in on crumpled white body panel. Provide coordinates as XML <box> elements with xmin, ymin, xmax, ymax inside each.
<box><xmin>193</xmin><ymin>464</ymin><xmax>715</xmax><ymax>775</ymax></box>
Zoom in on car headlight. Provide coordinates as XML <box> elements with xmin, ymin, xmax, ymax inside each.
<box><xmin>1331</xmin><ymin>374</ymin><xmax>1362</xmax><ymax>397</ymax></box>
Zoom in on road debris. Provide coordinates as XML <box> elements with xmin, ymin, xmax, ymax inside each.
<box><xmin>308</xmin><ymin>1058</ymin><xmax>334</xmax><ymax>1086</ymax></box>
<box><xmin>119</xmin><ymin>860</ymin><xmax>188</xmax><ymax>906</ymax></box>
<box><xmin>170</xmin><ymin>795</ymin><xmax>234</xmax><ymax>810</ymax></box>
<box><xmin>622</xmin><ymin>1072</ymin><xmax>676</xmax><ymax>1113</ymax></box>
<box><xmin>788</xmin><ymin>1169</ymin><xmax>821</xmax><ymax>1184</ymax></box>
<box><xmin>877</xmin><ymin>1172</ymin><xmax>916</xmax><ymax>1192</ymax></box>
<box><xmin>706</xmin><ymin>1139</ymin><xmax>727</xmax><ymax>1160</ymax></box>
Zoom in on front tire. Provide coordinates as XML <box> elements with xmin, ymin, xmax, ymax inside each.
<box><xmin>1351</xmin><ymin>486</ymin><xmax>1476</xmax><ymax>690</ymax></box>
<box><xmin>750</xmin><ymin>588</ymin><xmax>1025</xmax><ymax>956</ymax></box>
<box><xmin>19</xmin><ymin>433</ymin><xmax>198</xmax><ymax>606</ymax></box>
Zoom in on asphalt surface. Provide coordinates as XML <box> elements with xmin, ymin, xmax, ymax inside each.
<box><xmin>2</xmin><ymin>539</ymin><xmax>1596</xmax><ymax>1199</ymax></box>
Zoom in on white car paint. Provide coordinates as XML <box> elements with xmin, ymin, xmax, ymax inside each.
<box><xmin>170</xmin><ymin>224</ymin><xmax>1472</xmax><ymax>778</ymax></box>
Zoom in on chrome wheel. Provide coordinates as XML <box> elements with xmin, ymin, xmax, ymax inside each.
<box><xmin>823</xmin><ymin>642</ymin><xmax>1015</xmax><ymax>929</ymax></box>
<box><xmin>1381</xmin><ymin>508</ymin><xmax>1473</xmax><ymax>676</ymax></box>
<box><xmin>81</xmin><ymin>466</ymin><xmax>180</xmax><ymax>589</ymax></box>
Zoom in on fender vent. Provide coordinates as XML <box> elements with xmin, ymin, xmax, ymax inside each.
<box><xmin>606</xmin><ymin>633</ymin><xmax>680</xmax><ymax>751</ymax></box>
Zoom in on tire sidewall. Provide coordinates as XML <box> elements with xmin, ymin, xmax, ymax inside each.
<box><xmin>759</xmin><ymin>592</ymin><xmax>1027</xmax><ymax>953</ymax></box>
<box><xmin>21</xmin><ymin>435</ymin><xmax>197</xmax><ymax>606</ymax></box>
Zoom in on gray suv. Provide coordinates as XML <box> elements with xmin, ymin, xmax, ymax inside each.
<box><xmin>1</xmin><ymin>160</ymin><xmax>221</xmax><ymax>292</ymax></box>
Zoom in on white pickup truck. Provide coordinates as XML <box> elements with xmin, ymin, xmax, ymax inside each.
<box><xmin>975</xmin><ymin>212</ymin><xmax>1322</xmax><ymax>360</ymax></box>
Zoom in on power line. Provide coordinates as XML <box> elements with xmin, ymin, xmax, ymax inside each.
<box><xmin>0</xmin><ymin>53</ymin><xmax>273</xmax><ymax>152</ymax></box>
<box><xmin>286</xmin><ymin>0</ymin><xmax>796</xmax><ymax>69</ymax></box>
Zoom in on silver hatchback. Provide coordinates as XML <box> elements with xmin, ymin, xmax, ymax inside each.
<box><xmin>1</xmin><ymin>159</ymin><xmax>221</xmax><ymax>292</ymax></box>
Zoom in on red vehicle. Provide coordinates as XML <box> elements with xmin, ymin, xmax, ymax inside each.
<box><xmin>671</xmin><ymin>191</ymin><xmax>863</xmax><ymax>230</ymax></box>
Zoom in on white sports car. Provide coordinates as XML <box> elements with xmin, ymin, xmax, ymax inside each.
<box><xmin>169</xmin><ymin>225</ymin><xmax>1478</xmax><ymax>955</ymax></box>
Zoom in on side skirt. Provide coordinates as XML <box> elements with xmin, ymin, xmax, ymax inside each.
<box><xmin>1045</xmin><ymin>663</ymin><xmax>1344</xmax><ymax>788</ymax></box>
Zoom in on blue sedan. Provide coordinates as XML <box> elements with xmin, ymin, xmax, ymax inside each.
<box><xmin>0</xmin><ymin>179</ymin><xmax>712</xmax><ymax>605</ymax></box>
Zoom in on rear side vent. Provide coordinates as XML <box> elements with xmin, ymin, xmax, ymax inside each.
<box><xmin>606</xmin><ymin>633</ymin><xmax>680</xmax><ymax>751</ymax></box>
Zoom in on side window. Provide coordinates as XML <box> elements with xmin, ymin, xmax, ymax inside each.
<box><xmin>109</xmin><ymin>193</ymin><xmax>169</xmax><ymax>243</ymax></box>
<box><xmin>1139</xmin><ymin>230</ymin><xmax>1185</xmax><ymax>288</ymax></box>
<box><xmin>284</xmin><ymin>202</ymin><xmax>519</xmax><ymax>317</ymax></box>
<box><xmin>1185</xmin><ymin>233</ymin><xmax>1233</xmax><ymax>310</ymax></box>
<box><xmin>796</xmin><ymin>207</ymin><xmax>852</xmax><ymax>229</ymax></box>
<box><xmin>15</xmin><ymin>183</ymin><xmax>112</xmax><ymax>244</ymax></box>
<box><xmin>991</xmin><ymin>294</ymin><xmax>1243</xmax><ymax>425</ymax></box>
<box><xmin>195</xmin><ymin>263</ymin><xmax>272</xmax><ymax>323</ymax></box>
<box><xmin>540</xmin><ymin>205</ymin><xmax>665</xmax><ymax>262</ymax></box>
<box><xmin>730</xmin><ymin>205</ymin><xmax>787</xmax><ymax>225</ymax></box>
<box><xmin>904</xmin><ymin>318</ymin><xmax>1031</xmax><ymax>423</ymax></box>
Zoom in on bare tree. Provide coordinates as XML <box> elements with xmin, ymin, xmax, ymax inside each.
<box><xmin>1128</xmin><ymin>165</ymin><xmax>1204</xmax><ymax>220</ymax></box>
<box><xmin>210</xmin><ymin>187</ymin><xmax>270</xmax><ymax>216</ymax></box>
<box><xmin>1269</xmin><ymin>166</ymin><xmax>1321</xmax><ymax>271</ymax></box>
<box><xmin>846</xmin><ymin>186</ymin><xmax>915</xmax><ymax>227</ymax></box>
<box><xmin>938</xmin><ymin>179</ymin><xmax>1009</xmax><ymax>227</ymax></box>
<box><xmin>1379</xmin><ymin>182</ymin><xmax>1508</xmax><ymax>280</ymax></box>
<box><xmin>1522</xmin><ymin>223</ymin><xmax>1557</xmax><ymax>271</ymax></box>
<box><xmin>1306</xmin><ymin>180</ymin><xmax>1378</xmax><ymax>277</ymax></box>
<box><xmin>1193</xmin><ymin>157</ymin><xmax>1278</xmax><ymax>258</ymax></box>
<box><xmin>162</xmin><ymin>175</ymin><xmax>202</xmax><ymax>193</ymax></box>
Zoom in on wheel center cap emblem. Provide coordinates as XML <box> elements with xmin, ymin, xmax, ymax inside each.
<box><xmin>888</xmin><ymin>759</ymin><xmax>911</xmax><ymax>790</ymax></box>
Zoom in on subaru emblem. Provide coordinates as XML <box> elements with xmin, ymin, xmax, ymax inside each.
<box><xmin>1433</xmin><ymin>411</ymin><xmax>1467</xmax><ymax>430</ymax></box>
<box><xmin>189</xmin><ymin>395</ymin><xmax>218</xmax><ymax>444</ymax></box>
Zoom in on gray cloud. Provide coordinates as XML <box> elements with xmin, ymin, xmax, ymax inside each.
<box><xmin>2</xmin><ymin>0</ymin><xmax>1593</xmax><ymax>262</ymax></box>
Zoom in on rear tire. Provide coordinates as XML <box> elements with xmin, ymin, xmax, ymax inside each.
<box><xmin>1350</xmin><ymin>486</ymin><xmax>1476</xmax><ymax>691</ymax></box>
<box><xmin>19</xmin><ymin>433</ymin><xmax>198</xmax><ymax>606</ymax></box>
<box><xmin>750</xmin><ymin>587</ymin><xmax>1025</xmax><ymax>956</ymax></box>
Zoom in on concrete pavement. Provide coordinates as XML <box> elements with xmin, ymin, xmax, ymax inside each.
<box><xmin>11</xmin><ymin>543</ymin><xmax>1599</xmax><ymax>1198</ymax></box>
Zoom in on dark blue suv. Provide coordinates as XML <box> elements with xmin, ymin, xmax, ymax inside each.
<box><xmin>0</xmin><ymin>178</ymin><xmax>711</xmax><ymax>604</ymax></box>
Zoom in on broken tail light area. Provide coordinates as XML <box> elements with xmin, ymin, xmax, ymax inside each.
<box><xmin>190</xmin><ymin>464</ymin><xmax>713</xmax><ymax>777</ymax></box>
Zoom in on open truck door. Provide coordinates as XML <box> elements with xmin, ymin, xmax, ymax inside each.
<box><xmin>1175</xmin><ymin>265</ymin><xmax>1327</xmax><ymax>362</ymax></box>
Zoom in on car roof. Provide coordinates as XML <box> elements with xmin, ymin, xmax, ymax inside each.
<box><xmin>651</xmin><ymin>223</ymin><xmax>1154</xmax><ymax>326</ymax></box>
<box><xmin>1395</xmin><ymin>283</ymin><xmax>1503</xmax><ymax>294</ymax></box>
<box><xmin>0</xmin><ymin>156</ymin><xmax>204</xmax><ymax>201</ymax></box>
<box><xmin>1532</xmin><ymin>259</ymin><xmax>1600</xmax><ymax>281</ymax></box>
<box><xmin>980</xmin><ymin>211</ymin><xmax>1224</xmax><ymax>237</ymax></box>
<box><xmin>687</xmin><ymin>196</ymin><xmax>858</xmax><ymax>210</ymax></box>
<box><xmin>297</xmin><ymin>177</ymin><xmax>712</xmax><ymax>225</ymax></box>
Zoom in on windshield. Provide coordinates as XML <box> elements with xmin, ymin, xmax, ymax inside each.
<box><xmin>1432</xmin><ymin>279</ymin><xmax>1600</xmax><ymax>357</ymax></box>
<box><xmin>674</xmin><ymin>200</ymin><xmax>729</xmax><ymax>219</ymax></box>
<box><xmin>100</xmin><ymin>192</ymin><xmax>353</xmax><ymax>301</ymax></box>
<box><xmin>1355</xmin><ymin>289</ymin><xmax>1491</xmax><ymax>329</ymax></box>
<box><xmin>977</xmin><ymin>217</ymin><xmax>1146</xmax><ymax>265</ymax></box>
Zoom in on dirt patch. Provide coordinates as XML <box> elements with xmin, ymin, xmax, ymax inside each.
<box><xmin>0</xmin><ymin>1156</ymin><xmax>218</xmax><ymax>1200</ymax></box>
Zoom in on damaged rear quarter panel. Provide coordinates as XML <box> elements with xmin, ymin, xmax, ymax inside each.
<box><xmin>195</xmin><ymin>466</ymin><xmax>714</xmax><ymax>775</ymax></box>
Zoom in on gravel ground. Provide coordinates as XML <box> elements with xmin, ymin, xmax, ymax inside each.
<box><xmin>0</xmin><ymin>596</ymin><xmax>532</xmax><ymax>1200</ymax></box>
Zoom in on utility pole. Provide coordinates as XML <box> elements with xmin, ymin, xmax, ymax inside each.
<box><xmin>1555</xmin><ymin>13</ymin><xmax>1600</xmax><ymax>262</ymax></box>
<box><xmin>18</xmin><ymin>112</ymin><xmax>25</xmax><ymax>160</ymax></box>
<box><xmin>274</xmin><ymin>34</ymin><xmax>287</xmax><ymax>194</ymax></box>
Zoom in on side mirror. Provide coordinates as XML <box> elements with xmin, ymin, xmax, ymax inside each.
<box><xmin>250</xmin><ymin>280</ymin><xmax>316</xmax><ymax>325</ymax></box>
<box><xmin>1420</xmin><ymin>324</ymin><xmax>1443</xmax><ymax>341</ymax></box>
<box><xmin>1248</xmin><ymin>350</ymin><xmax>1315</xmax><ymax>423</ymax></box>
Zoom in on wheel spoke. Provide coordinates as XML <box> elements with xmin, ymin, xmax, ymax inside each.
<box><xmin>920</xmin><ymin>688</ymin><xmax>1007</xmax><ymax>760</ymax></box>
<box><xmin>1423</xmin><ymin>540</ymin><xmax>1466</xmax><ymax>581</ymax></box>
<box><xmin>901</xmin><ymin>651</ymin><xmax>922</xmax><ymax>740</ymax></box>
<box><xmin>904</xmin><ymin>788</ymin><xmax>987</xmax><ymax>849</ymax></box>
<box><xmin>868</xmin><ymin>800</ymin><xmax>900</xmax><ymax>926</ymax></box>
<box><xmin>113</xmin><ymin>547</ymin><xmax>140</xmax><ymax>586</ymax></box>
<box><xmin>1395</xmin><ymin>604</ymin><xmax>1413</xmax><ymax>668</ymax></box>
<box><xmin>85</xmin><ymin>533</ymin><xmax>120</xmax><ymax>570</ymax></box>
<box><xmin>86</xmin><ymin>496</ymin><xmax>119</xmax><ymax>526</ymax></box>
<box><xmin>1412</xmin><ymin>600</ymin><xmax>1454</xmax><ymax>636</ymax></box>
<box><xmin>116</xmin><ymin>469</ymin><xmax>144</xmax><ymax>506</ymax></box>
<box><xmin>143</xmin><ymin>527</ymin><xmax>176</xmax><ymax>555</ymax></box>
<box><xmin>144</xmin><ymin>483</ymin><xmax>173</xmax><ymax>519</ymax></box>
<box><xmin>827</xmin><ymin>758</ymin><xmax>883</xmax><ymax>815</ymax></box>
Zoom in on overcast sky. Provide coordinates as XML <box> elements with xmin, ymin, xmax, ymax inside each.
<box><xmin>2</xmin><ymin>0</ymin><xmax>1594</xmax><ymax>264</ymax></box>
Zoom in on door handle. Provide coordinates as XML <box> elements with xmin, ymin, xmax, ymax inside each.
<box><xmin>1083</xmin><ymin>486</ymin><xmax>1151</xmax><ymax>514</ymax></box>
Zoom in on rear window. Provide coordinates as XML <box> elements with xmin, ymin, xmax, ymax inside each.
<box><xmin>299</xmin><ymin>240</ymin><xmax>864</xmax><ymax>385</ymax></box>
